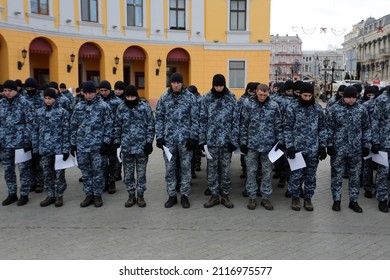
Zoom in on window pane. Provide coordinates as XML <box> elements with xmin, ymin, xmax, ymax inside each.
<box><xmin>238</xmin><ymin>12</ymin><xmax>245</xmax><ymax>30</ymax></box>
<box><xmin>230</xmin><ymin>12</ymin><xmax>237</xmax><ymax>30</ymax></box>
<box><xmin>127</xmin><ymin>0</ymin><xmax>134</xmax><ymax>4</ymax></box>
<box><xmin>169</xmin><ymin>10</ymin><xmax>176</xmax><ymax>28</ymax></box>
<box><xmin>135</xmin><ymin>0</ymin><xmax>142</xmax><ymax>4</ymax></box>
<box><xmin>81</xmin><ymin>0</ymin><xmax>89</xmax><ymax>21</ymax></box>
<box><xmin>238</xmin><ymin>0</ymin><xmax>246</xmax><ymax>10</ymax></box>
<box><xmin>178</xmin><ymin>0</ymin><xmax>185</xmax><ymax>9</ymax></box>
<box><xmin>90</xmin><ymin>0</ymin><xmax>98</xmax><ymax>22</ymax></box>
<box><xmin>31</xmin><ymin>0</ymin><xmax>38</xmax><ymax>13</ymax></box>
<box><xmin>41</xmin><ymin>0</ymin><xmax>48</xmax><ymax>15</ymax></box>
<box><xmin>127</xmin><ymin>5</ymin><xmax>134</xmax><ymax>26</ymax></box>
<box><xmin>231</xmin><ymin>1</ymin><xmax>237</xmax><ymax>10</ymax></box>
<box><xmin>135</xmin><ymin>6</ymin><xmax>142</xmax><ymax>26</ymax></box>
<box><xmin>170</xmin><ymin>0</ymin><xmax>176</xmax><ymax>8</ymax></box>
<box><xmin>178</xmin><ymin>10</ymin><xmax>185</xmax><ymax>28</ymax></box>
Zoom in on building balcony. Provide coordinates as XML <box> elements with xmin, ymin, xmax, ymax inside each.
<box><xmin>379</xmin><ymin>47</ymin><xmax>390</xmax><ymax>57</ymax></box>
<box><xmin>364</xmin><ymin>53</ymin><xmax>376</xmax><ymax>61</ymax></box>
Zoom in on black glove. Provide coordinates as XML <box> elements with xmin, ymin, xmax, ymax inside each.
<box><xmin>144</xmin><ymin>143</ymin><xmax>153</xmax><ymax>155</ymax></box>
<box><xmin>23</xmin><ymin>143</ymin><xmax>32</xmax><ymax>152</ymax></box>
<box><xmin>318</xmin><ymin>147</ymin><xmax>327</xmax><ymax>161</ymax></box>
<box><xmin>156</xmin><ymin>138</ymin><xmax>165</xmax><ymax>149</ymax></box>
<box><xmin>286</xmin><ymin>147</ymin><xmax>296</xmax><ymax>159</ymax></box>
<box><xmin>240</xmin><ymin>145</ymin><xmax>248</xmax><ymax>155</ymax></box>
<box><xmin>327</xmin><ymin>146</ymin><xmax>336</xmax><ymax>157</ymax></box>
<box><xmin>198</xmin><ymin>143</ymin><xmax>206</xmax><ymax>151</ymax></box>
<box><xmin>275</xmin><ymin>143</ymin><xmax>286</xmax><ymax>151</ymax></box>
<box><xmin>186</xmin><ymin>138</ymin><xmax>198</xmax><ymax>151</ymax></box>
<box><xmin>100</xmin><ymin>143</ymin><xmax>111</xmax><ymax>155</ymax></box>
<box><xmin>32</xmin><ymin>152</ymin><xmax>40</xmax><ymax>161</ymax></box>
<box><xmin>227</xmin><ymin>142</ymin><xmax>237</xmax><ymax>153</ymax></box>
<box><xmin>362</xmin><ymin>147</ymin><xmax>370</xmax><ymax>157</ymax></box>
<box><xmin>111</xmin><ymin>143</ymin><xmax>120</xmax><ymax>153</ymax></box>
<box><xmin>70</xmin><ymin>145</ymin><xmax>77</xmax><ymax>157</ymax></box>
<box><xmin>63</xmin><ymin>153</ymin><xmax>69</xmax><ymax>161</ymax></box>
<box><xmin>371</xmin><ymin>144</ymin><xmax>380</xmax><ymax>154</ymax></box>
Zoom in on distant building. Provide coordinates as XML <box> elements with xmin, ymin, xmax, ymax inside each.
<box><xmin>269</xmin><ymin>34</ymin><xmax>302</xmax><ymax>81</ymax></box>
<box><xmin>343</xmin><ymin>14</ymin><xmax>390</xmax><ymax>84</ymax></box>
<box><xmin>301</xmin><ymin>50</ymin><xmax>344</xmax><ymax>82</ymax></box>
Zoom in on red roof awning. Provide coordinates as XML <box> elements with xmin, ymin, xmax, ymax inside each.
<box><xmin>29</xmin><ymin>38</ymin><xmax>52</xmax><ymax>54</ymax></box>
<box><xmin>167</xmin><ymin>48</ymin><xmax>189</xmax><ymax>62</ymax></box>
<box><xmin>123</xmin><ymin>46</ymin><xmax>145</xmax><ymax>61</ymax></box>
<box><xmin>78</xmin><ymin>43</ymin><xmax>101</xmax><ymax>59</ymax></box>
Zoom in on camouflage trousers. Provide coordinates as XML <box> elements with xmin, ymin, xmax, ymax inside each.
<box><xmin>375</xmin><ymin>150</ymin><xmax>389</xmax><ymax>202</ymax></box>
<box><xmin>163</xmin><ymin>144</ymin><xmax>192</xmax><ymax>197</ymax></box>
<box><xmin>40</xmin><ymin>155</ymin><xmax>67</xmax><ymax>197</ymax></box>
<box><xmin>331</xmin><ymin>155</ymin><xmax>362</xmax><ymax>202</ymax></box>
<box><xmin>122</xmin><ymin>153</ymin><xmax>148</xmax><ymax>196</ymax></box>
<box><xmin>362</xmin><ymin>158</ymin><xmax>375</xmax><ymax>192</ymax></box>
<box><xmin>0</xmin><ymin>148</ymin><xmax>31</xmax><ymax>196</ymax></box>
<box><xmin>288</xmin><ymin>153</ymin><xmax>319</xmax><ymax>198</ymax></box>
<box><xmin>31</xmin><ymin>154</ymin><xmax>44</xmax><ymax>186</ymax></box>
<box><xmin>207</xmin><ymin>147</ymin><xmax>232</xmax><ymax>196</ymax></box>
<box><xmin>77</xmin><ymin>151</ymin><xmax>106</xmax><ymax>196</ymax></box>
<box><xmin>245</xmin><ymin>149</ymin><xmax>272</xmax><ymax>199</ymax></box>
<box><xmin>104</xmin><ymin>150</ymin><xmax>121</xmax><ymax>184</ymax></box>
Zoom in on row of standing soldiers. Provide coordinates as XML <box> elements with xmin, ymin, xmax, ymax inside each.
<box><xmin>1</xmin><ymin>75</ymin><xmax>389</xmax><ymax>213</ymax></box>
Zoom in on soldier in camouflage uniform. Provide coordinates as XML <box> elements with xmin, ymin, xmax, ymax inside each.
<box><xmin>114</xmin><ymin>85</ymin><xmax>155</xmax><ymax>208</ymax></box>
<box><xmin>59</xmin><ymin>83</ymin><xmax>75</xmax><ymax>109</ymax></box>
<box><xmin>238</xmin><ymin>82</ymin><xmax>261</xmax><ymax>197</ymax></box>
<box><xmin>187</xmin><ymin>85</ymin><xmax>202</xmax><ymax>178</ymax></box>
<box><xmin>240</xmin><ymin>83</ymin><xmax>283</xmax><ymax>210</ymax></box>
<box><xmin>200</xmin><ymin>74</ymin><xmax>238</xmax><ymax>209</ymax></box>
<box><xmin>24</xmin><ymin>77</ymin><xmax>45</xmax><ymax>193</ymax></box>
<box><xmin>284</xmin><ymin>83</ymin><xmax>327</xmax><ymax>211</ymax></box>
<box><xmin>0</xmin><ymin>80</ymin><xmax>34</xmax><ymax>206</ymax></box>
<box><xmin>371</xmin><ymin>86</ymin><xmax>390</xmax><ymax>213</ymax></box>
<box><xmin>98</xmin><ymin>80</ymin><xmax>122</xmax><ymax>194</ymax></box>
<box><xmin>114</xmin><ymin>80</ymin><xmax>126</xmax><ymax>101</ymax></box>
<box><xmin>360</xmin><ymin>86</ymin><xmax>377</xmax><ymax>199</ymax></box>
<box><xmin>327</xmin><ymin>86</ymin><xmax>371</xmax><ymax>213</ymax></box>
<box><xmin>70</xmin><ymin>81</ymin><xmax>113</xmax><ymax>208</ymax></box>
<box><xmin>32</xmin><ymin>88</ymin><xmax>70</xmax><ymax>207</ymax></box>
<box><xmin>155</xmin><ymin>73</ymin><xmax>199</xmax><ymax>209</ymax></box>
<box><xmin>48</xmin><ymin>81</ymin><xmax>73</xmax><ymax>115</ymax></box>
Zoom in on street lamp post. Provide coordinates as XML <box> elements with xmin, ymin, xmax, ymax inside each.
<box><xmin>331</xmin><ymin>61</ymin><xmax>336</xmax><ymax>97</ymax></box>
<box><xmin>323</xmin><ymin>57</ymin><xmax>330</xmax><ymax>101</ymax></box>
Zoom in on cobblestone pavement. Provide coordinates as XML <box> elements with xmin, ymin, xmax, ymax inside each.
<box><xmin>1</xmin><ymin>102</ymin><xmax>389</xmax><ymax>260</ymax></box>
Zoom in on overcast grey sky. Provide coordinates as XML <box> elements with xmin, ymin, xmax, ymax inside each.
<box><xmin>270</xmin><ymin>0</ymin><xmax>390</xmax><ymax>50</ymax></box>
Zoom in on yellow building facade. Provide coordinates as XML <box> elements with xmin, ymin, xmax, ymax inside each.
<box><xmin>0</xmin><ymin>0</ymin><xmax>271</xmax><ymax>106</ymax></box>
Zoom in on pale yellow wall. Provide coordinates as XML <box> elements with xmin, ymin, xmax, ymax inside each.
<box><xmin>205</xmin><ymin>0</ymin><xmax>227</xmax><ymax>42</ymax></box>
<box><xmin>250</xmin><ymin>0</ymin><xmax>271</xmax><ymax>43</ymax></box>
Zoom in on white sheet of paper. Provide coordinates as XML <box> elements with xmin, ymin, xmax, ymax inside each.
<box><xmin>234</xmin><ymin>147</ymin><xmax>242</xmax><ymax>155</ymax></box>
<box><xmin>268</xmin><ymin>143</ymin><xmax>284</xmax><ymax>163</ymax></box>
<box><xmin>287</xmin><ymin>152</ymin><xmax>306</xmax><ymax>171</ymax></box>
<box><xmin>204</xmin><ymin>145</ymin><xmax>213</xmax><ymax>159</ymax></box>
<box><xmin>372</xmin><ymin>151</ymin><xmax>389</xmax><ymax>167</ymax></box>
<box><xmin>14</xmin><ymin>149</ymin><xmax>32</xmax><ymax>164</ymax></box>
<box><xmin>117</xmin><ymin>146</ymin><xmax>122</xmax><ymax>163</ymax></box>
<box><xmin>55</xmin><ymin>154</ymin><xmax>75</xmax><ymax>170</ymax></box>
<box><xmin>163</xmin><ymin>145</ymin><xmax>172</xmax><ymax>162</ymax></box>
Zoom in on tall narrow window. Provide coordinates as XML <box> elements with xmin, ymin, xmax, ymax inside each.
<box><xmin>229</xmin><ymin>61</ymin><xmax>245</xmax><ymax>88</ymax></box>
<box><xmin>31</xmin><ymin>0</ymin><xmax>49</xmax><ymax>15</ymax></box>
<box><xmin>169</xmin><ymin>0</ymin><xmax>185</xmax><ymax>30</ymax></box>
<box><xmin>230</xmin><ymin>0</ymin><xmax>246</xmax><ymax>31</ymax></box>
<box><xmin>127</xmin><ymin>0</ymin><xmax>143</xmax><ymax>27</ymax></box>
<box><xmin>81</xmin><ymin>0</ymin><xmax>98</xmax><ymax>22</ymax></box>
